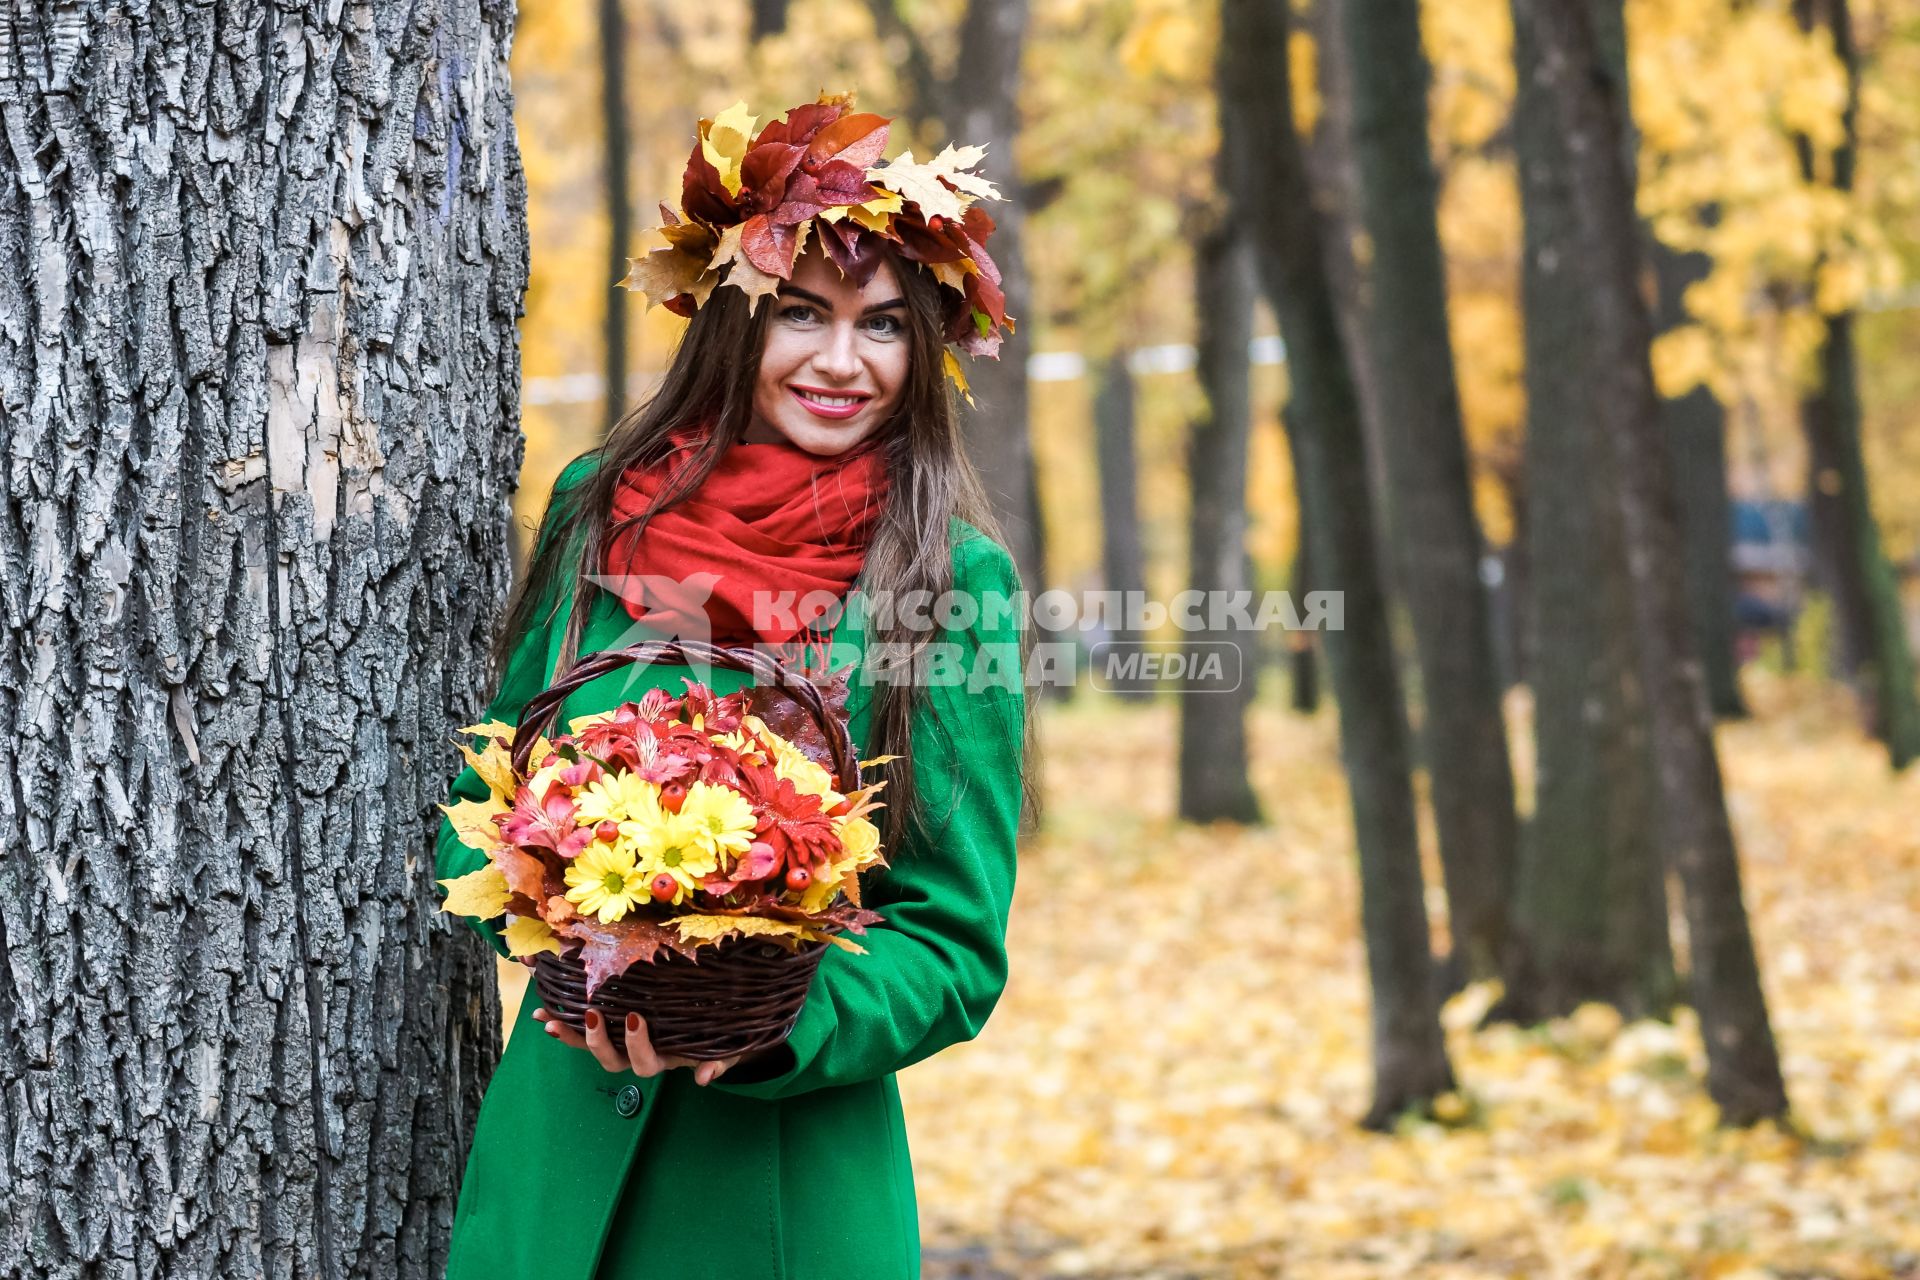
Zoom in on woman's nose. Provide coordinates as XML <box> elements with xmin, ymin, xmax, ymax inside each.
<box><xmin>813</xmin><ymin>324</ymin><xmax>864</xmax><ymax>379</ymax></box>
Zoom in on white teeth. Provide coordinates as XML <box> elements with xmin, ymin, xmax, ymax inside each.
<box><xmin>796</xmin><ymin>391</ymin><xmax>862</xmax><ymax>407</ymax></box>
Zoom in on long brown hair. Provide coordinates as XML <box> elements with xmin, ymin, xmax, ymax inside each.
<box><xmin>494</xmin><ymin>245</ymin><xmax>1040</xmax><ymax>860</ymax></box>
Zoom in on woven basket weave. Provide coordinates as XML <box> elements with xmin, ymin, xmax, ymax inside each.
<box><xmin>512</xmin><ymin>639</ymin><xmax>861</xmax><ymax>1061</ymax></box>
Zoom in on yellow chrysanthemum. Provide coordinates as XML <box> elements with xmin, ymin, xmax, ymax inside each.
<box><xmin>638</xmin><ymin>812</ymin><xmax>720</xmax><ymax>904</ymax></box>
<box><xmin>564</xmin><ymin>840</ymin><xmax>651</xmax><ymax>924</ymax></box>
<box><xmin>680</xmin><ymin>781</ymin><xmax>758</xmax><ymax>860</ymax></box>
<box><xmin>574</xmin><ymin>771</ymin><xmax>664</xmax><ymax>827</ymax></box>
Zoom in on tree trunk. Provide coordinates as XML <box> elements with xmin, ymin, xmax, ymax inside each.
<box><xmin>1289</xmin><ymin>537</ymin><xmax>1321</xmax><ymax>712</ymax></box>
<box><xmin>951</xmin><ymin>0</ymin><xmax>1040</xmax><ymax>602</ymax></box>
<box><xmin>1513</xmin><ymin>0</ymin><xmax>1789</xmax><ymax>1124</ymax></box>
<box><xmin>1503</xmin><ymin>0</ymin><xmax>1675</xmax><ymax>1026</ymax></box>
<box><xmin>0</xmin><ymin>3</ymin><xmax>525</xmax><ymax>1275</ymax></box>
<box><xmin>1793</xmin><ymin>0</ymin><xmax>1920</xmax><ymax>768</ymax></box>
<box><xmin>1179</xmin><ymin>213</ymin><xmax>1263</xmax><ymax>823</ymax></box>
<box><xmin>1220</xmin><ymin>0</ymin><xmax>1456</xmax><ymax>1129</ymax></box>
<box><xmin>1337</xmin><ymin>0</ymin><xmax>1523</xmax><ymax>991</ymax></box>
<box><xmin>1653</xmin><ymin>236</ymin><xmax>1746</xmax><ymax>720</ymax></box>
<box><xmin>601</xmin><ymin>0</ymin><xmax>632</xmax><ymax>430</ymax></box>
<box><xmin>1094</xmin><ymin>349</ymin><xmax>1153</xmax><ymax>700</ymax></box>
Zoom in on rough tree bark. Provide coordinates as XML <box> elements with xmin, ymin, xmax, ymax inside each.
<box><xmin>0</xmin><ymin>1</ymin><xmax>527</xmax><ymax>1274</ymax></box>
<box><xmin>1336</xmin><ymin>0</ymin><xmax>1523</xmax><ymax>993</ymax></box>
<box><xmin>1220</xmin><ymin>0</ymin><xmax>1456</xmax><ymax>1129</ymax></box>
<box><xmin>1514</xmin><ymin>0</ymin><xmax>1789</xmax><ymax>1123</ymax></box>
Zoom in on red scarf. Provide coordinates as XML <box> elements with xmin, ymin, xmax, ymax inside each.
<box><xmin>604</xmin><ymin>425</ymin><xmax>889</xmax><ymax>661</ymax></box>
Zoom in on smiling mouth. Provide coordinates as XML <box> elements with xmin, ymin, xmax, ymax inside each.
<box><xmin>790</xmin><ymin>387</ymin><xmax>872</xmax><ymax>409</ymax></box>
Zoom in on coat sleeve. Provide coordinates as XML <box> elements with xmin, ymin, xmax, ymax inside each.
<box><xmin>430</xmin><ymin>459</ymin><xmax>594</xmax><ymax>960</ymax></box>
<box><xmin>713</xmin><ymin>531</ymin><xmax>1026</xmax><ymax>1098</ymax></box>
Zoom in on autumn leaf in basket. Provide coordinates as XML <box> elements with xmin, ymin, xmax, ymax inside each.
<box><xmin>436</xmin><ymin>677</ymin><xmax>893</xmax><ymax>998</ymax></box>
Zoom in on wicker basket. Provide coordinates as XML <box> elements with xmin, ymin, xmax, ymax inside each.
<box><xmin>511</xmin><ymin>639</ymin><xmax>862</xmax><ymax>1062</ymax></box>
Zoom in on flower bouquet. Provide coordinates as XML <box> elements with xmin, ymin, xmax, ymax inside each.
<box><xmin>436</xmin><ymin>640</ymin><xmax>890</xmax><ymax>1059</ymax></box>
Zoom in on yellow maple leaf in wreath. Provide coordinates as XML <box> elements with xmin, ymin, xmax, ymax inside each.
<box><xmin>440</xmin><ymin>794</ymin><xmax>509</xmax><ymax>853</ymax></box>
<box><xmin>700</xmin><ymin>100</ymin><xmax>758</xmax><ymax>198</ymax></box>
<box><xmin>706</xmin><ymin>224</ymin><xmax>784</xmax><ymax>315</ymax></box>
<box><xmin>867</xmin><ymin>144</ymin><xmax>999</xmax><ymax>223</ymax></box>
<box><xmin>619</xmin><ymin>245</ymin><xmax>710</xmax><ymax>311</ymax></box>
<box><xmin>438</xmin><ymin>864</ymin><xmax>511</xmax><ymax>920</ymax></box>
<box><xmin>943</xmin><ymin>349</ymin><xmax>973</xmax><ymax>407</ymax></box>
<box><xmin>503</xmin><ymin>915</ymin><xmax>563</xmax><ymax>959</ymax></box>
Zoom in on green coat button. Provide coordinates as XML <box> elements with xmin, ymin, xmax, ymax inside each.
<box><xmin>614</xmin><ymin>1084</ymin><xmax>642</xmax><ymax>1118</ymax></box>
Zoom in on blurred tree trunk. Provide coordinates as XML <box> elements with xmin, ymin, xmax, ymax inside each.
<box><xmin>1289</xmin><ymin>537</ymin><xmax>1322</xmax><ymax>712</ymax></box>
<box><xmin>867</xmin><ymin>0</ymin><xmax>1048</xmax><ymax>673</ymax></box>
<box><xmin>0</xmin><ymin>2</ymin><xmax>525</xmax><ymax>1275</ymax></box>
<box><xmin>601</xmin><ymin>0</ymin><xmax>632</xmax><ymax>430</ymax></box>
<box><xmin>1654</xmin><ymin>236</ymin><xmax>1747</xmax><ymax>720</ymax></box>
<box><xmin>1220</xmin><ymin>0</ymin><xmax>1455</xmax><ymax>1129</ymax></box>
<box><xmin>1793</xmin><ymin>0</ymin><xmax>1920</xmax><ymax>769</ymax></box>
<box><xmin>1504</xmin><ymin>0</ymin><xmax>1675</xmax><ymax>1025</ymax></box>
<box><xmin>1179</xmin><ymin>210</ymin><xmax>1263</xmax><ymax>823</ymax></box>
<box><xmin>1513</xmin><ymin>0</ymin><xmax>1789</xmax><ymax>1124</ymax></box>
<box><xmin>950</xmin><ymin>0</ymin><xmax>1040</xmax><ymax>601</ymax></box>
<box><xmin>1094</xmin><ymin>349</ymin><xmax>1154</xmax><ymax>701</ymax></box>
<box><xmin>1486</xmin><ymin>444</ymin><xmax>1529</xmax><ymax>688</ymax></box>
<box><xmin>1337</xmin><ymin>0</ymin><xmax>1523</xmax><ymax>992</ymax></box>
<box><xmin>751</xmin><ymin>0</ymin><xmax>791</xmax><ymax>40</ymax></box>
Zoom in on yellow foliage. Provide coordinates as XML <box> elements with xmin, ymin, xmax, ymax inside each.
<box><xmin>438</xmin><ymin>864</ymin><xmax>511</xmax><ymax>920</ymax></box>
<box><xmin>439</xmin><ymin>794</ymin><xmax>509</xmax><ymax>855</ymax></box>
<box><xmin>503</xmin><ymin>915</ymin><xmax>563</xmax><ymax>959</ymax></box>
<box><xmin>881</xmin><ymin>685</ymin><xmax>1920</xmax><ymax>1274</ymax></box>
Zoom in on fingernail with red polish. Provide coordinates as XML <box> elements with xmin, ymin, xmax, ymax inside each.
<box><xmin>585</xmin><ymin>1010</ymin><xmax>601</xmax><ymax>1033</ymax></box>
<box><xmin>627</xmin><ymin>1013</ymin><xmax>640</xmax><ymax>1033</ymax></box>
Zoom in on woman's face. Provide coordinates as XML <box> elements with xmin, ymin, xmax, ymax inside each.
<box><xmin>745</xmin><ymin>240</ymin><xmax>910</xmax><ymax>457</ymax></box>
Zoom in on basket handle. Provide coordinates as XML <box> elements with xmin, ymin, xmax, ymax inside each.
<box><xmin>508</xmin><ymin>639</ymin><xmax>861</xmax><ymax>793</ymax></box>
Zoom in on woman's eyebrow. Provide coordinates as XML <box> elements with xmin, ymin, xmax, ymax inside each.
<box><xmin>778</xmin><ymin>284</ymin><xmax>907</xmax><ymax>315</ymax></box>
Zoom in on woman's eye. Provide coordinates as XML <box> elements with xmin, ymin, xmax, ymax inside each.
<box><xmin>866</xmin><ymin>314</ymin><xmax>904</xmax><ymax>336</ymax></box>
<box><xmin>780</xmin><ymin>304</ymin><xmax>816</xmax><ymax>322</ymax></box>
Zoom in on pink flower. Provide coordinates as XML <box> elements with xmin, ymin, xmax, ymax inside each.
<box><xmin>499</xmin><ymin>782</ymin><xmax>595</xmax><ymax>859</ymax></box>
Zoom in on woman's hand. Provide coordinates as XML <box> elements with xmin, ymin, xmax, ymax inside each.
<box><xmin>531</xmin><ymin>1002</ymin><xmax>743</xmax><ymax>1085</ymax></box>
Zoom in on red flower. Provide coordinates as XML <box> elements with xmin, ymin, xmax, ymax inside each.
<box><xmin>738</xmin><ymin>761</ymin><xmax>841</xmax><ymax>874</ymax></box>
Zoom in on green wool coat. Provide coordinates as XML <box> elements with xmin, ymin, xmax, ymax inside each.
<box><xmin>433</xmin><ymin>461</ymin><xmax>1025</xmax><ymax>1280</ymax></box>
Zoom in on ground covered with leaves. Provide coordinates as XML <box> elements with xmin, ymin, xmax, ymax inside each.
<box><xmin>900</xmin><ymin>671</ymin><xmax>1920</xmax><ymax>1278</ymax></box>
<box><xmin>493</xmin><ymin>671</ymin><xmax>1919</xmax><ymax>1277</ymax></box>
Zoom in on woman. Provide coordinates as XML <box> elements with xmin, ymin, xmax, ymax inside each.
<box><xmin>433</xmin><ymin>94</ymin><xmax>1037</xmax><ymax>1279</ymax></box>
